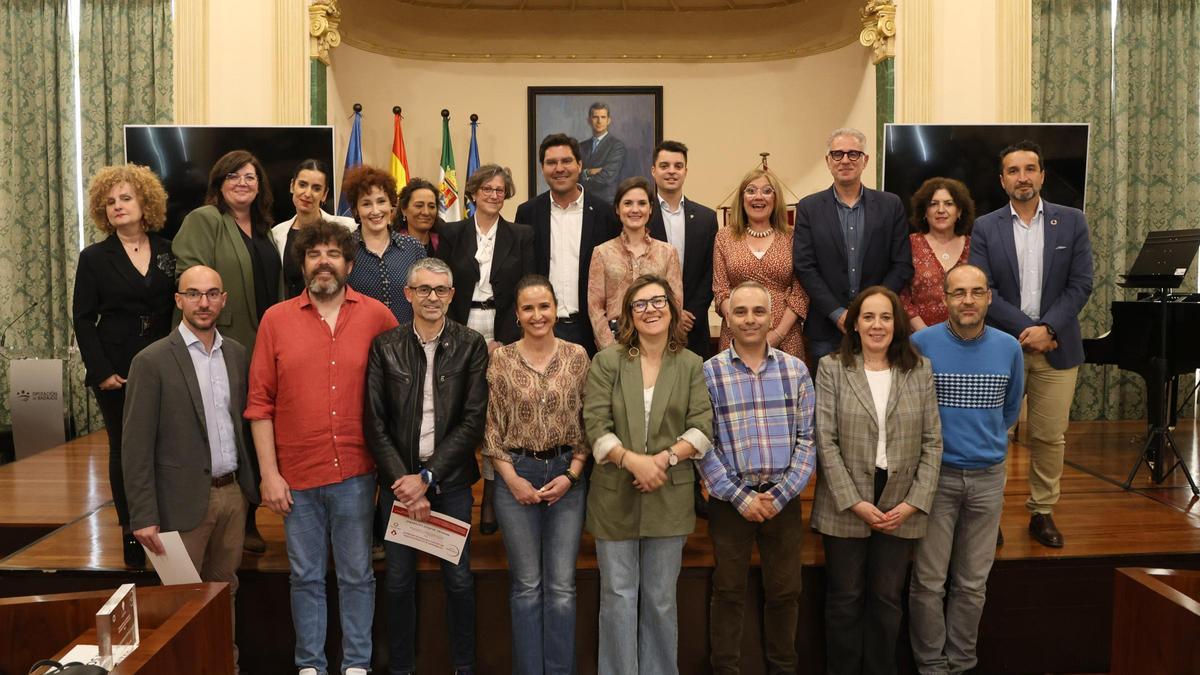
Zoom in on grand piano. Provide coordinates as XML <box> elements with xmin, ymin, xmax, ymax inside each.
<box><xmin>1082</xmin><ymin>229</ymin><xmax>1200</xmax><ymax>492</ymax></box>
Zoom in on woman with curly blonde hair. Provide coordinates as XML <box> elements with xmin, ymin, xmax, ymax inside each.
<box><xmin>72</xmin><ymin>163</ymin><xmax>176</xmax><ymax>568</ymax></box>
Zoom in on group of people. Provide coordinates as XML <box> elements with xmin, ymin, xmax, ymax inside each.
<box><xmin>69</xmin><ymin>124</ymin><xmax>1093</xmax><ymax>674</ymax></box>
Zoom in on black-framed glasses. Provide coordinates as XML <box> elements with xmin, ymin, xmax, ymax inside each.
<box><xmin>177</xmin><ymin>289</ymin><xmax>224</xmax><ymax>302</ymax></box>
<box><xmin>408</xmin><ymin>285</ymin><xmax>452</xmax><ymax>298</ymax></box>
<box><xmin>631</xmin><ymin>295</ymin><xmax>668</xmax><ymax>313</ymax></box>
<box><xmin>475</xmin><ymin>186</ymin><xmax>506</xmax><ymax>197</ymax></box>
<box><xmin>946</xmin><ymin>288</ymin><xmax>988</xmax><ymax>301</ymax></box>
<box><xmin>828</xmin><ymin>150</ymin><xmax>865</xmax><ymax>162</ymax></box>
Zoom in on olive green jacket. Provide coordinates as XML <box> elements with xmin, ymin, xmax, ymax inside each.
<box><xmin>584</xmin><ymin>344</ymin><xmax>713</xmax><ymax>540</ymax></box>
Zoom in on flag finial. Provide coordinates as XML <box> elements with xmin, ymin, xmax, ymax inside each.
<box><xmin>470</xmin><ymin>114</ymin><xmax>479</xmax><ymax>123</ymax></box>
<box><xmin>353</xmin><ymin>103</ymin><xmax>362</xmax><ymax>113</ymax></box>
<box><xmin>393</xmin><ymin>106</ymin><xmax>402</xmax><ymax>115</ymax></box>
<box><xmin>441</xmin><ymin>109</ymin><xmax>450</xmax><ymax>118</ymax></box>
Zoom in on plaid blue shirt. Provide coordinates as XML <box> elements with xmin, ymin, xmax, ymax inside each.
<box><xmin>700</xmin><ymin>344</ymin><xmax>817</xmax><ymax>514</ymax></box>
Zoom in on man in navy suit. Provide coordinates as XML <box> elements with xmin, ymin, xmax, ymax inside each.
<box><xmin>647</xmin><ymin>140</ymin><xmax>718</xmax><ymax>358</ymax></box>
<box><xmin>516</xmin><ymin>133</ymin><xmax>619</xmax><ymax>355</ymax></box>
<box><xmin>793</xmin><ymin>127</ymin><xmax>913</xmax><ymax>366</ymax></box>
<box><xmin>969</xmin><ymin>139</ymin><xmax>1094</xmax><ymax>548</ymax></box>
<box><xmin>578</xmin><ymin>102</ymin><xmax>627</xmax><ymax>204</ymax></box>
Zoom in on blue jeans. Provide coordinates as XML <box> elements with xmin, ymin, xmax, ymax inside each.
<box><xmin>283</xmin><ymin>472</ymin><xmax>376</xmax><ymax>673</ymax></box>
<box><xmin>492</xmin><ymin>452</ymin><xmax>588</xmax><ymax>675</ymax></box>
<box><xmin>381</xmin><ymin>484</ymin><xmax>475</xmax><ymax>674</ymax></box>
<box><xmin>595</xmin><ymin>535</ymin><xmax>686</xmax><ymax>675</ymax></box>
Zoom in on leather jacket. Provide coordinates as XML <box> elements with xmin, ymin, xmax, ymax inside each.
<box><xmin>364</xmin><ymin>318</ymin><xmax>489</xmax><ymax>492</ymax></box>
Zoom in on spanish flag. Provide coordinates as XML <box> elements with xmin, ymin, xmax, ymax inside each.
<box><xmin>391</xmin><ymin>107</ymin><xmax>410</xmax><ymax>191</ymax></box>
<box><xmin>438</xmin><ymin>111</ymin><xmax>462</xmax><ymax>221</ymax></box>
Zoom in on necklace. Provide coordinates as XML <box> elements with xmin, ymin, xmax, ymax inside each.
<box><xmin>747</xmin><ymin>227</ymin><xmax>773</xmax><ymax>239</ymax></box>
<box><xmin>120</xmin><ymin>233</ymin><xmax>148</xmax><ymax>252</ymax></box>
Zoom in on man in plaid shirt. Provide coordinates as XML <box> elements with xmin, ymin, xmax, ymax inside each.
<box><xmin>700</xmin><ymin>280</ymin><xmax>816</xmax><ymax>675</ymax></box>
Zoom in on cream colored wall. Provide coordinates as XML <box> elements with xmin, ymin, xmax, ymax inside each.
<box><xmin>326</xmin><ymin>42</ymin><xmax>878</xmax><ymax>218</ymax></box>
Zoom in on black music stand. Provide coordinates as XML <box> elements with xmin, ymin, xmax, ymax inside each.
<box><xmin>1118</xmin><ymin>229</ymin><xmax>1200</xmax><ymax>495</ymax></box>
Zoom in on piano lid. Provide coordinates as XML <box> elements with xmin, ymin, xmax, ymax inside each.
<box><xmin>1119</xmin><ymin>228</ymin><xmax>1200</xmax><ymax>289</ymax></box>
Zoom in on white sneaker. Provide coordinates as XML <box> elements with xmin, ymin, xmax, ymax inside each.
<box><xmin>345</xmin><ymin>669</ymin><xmax>369</xmax><ymax>675</ymax></box>
<box><xmin>298</xmin><ymin>669</ymin><xmax>319</xmax><ymax>675</ymax></box>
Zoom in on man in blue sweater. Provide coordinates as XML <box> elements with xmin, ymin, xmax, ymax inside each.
<box><xmin>908</xmin><ymin>264</ymin><xmax>1024</xmax><ymax>674</ymax></box>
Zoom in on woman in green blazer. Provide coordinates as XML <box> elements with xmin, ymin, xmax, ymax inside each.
<box><xmin>172</xmin><ymin>149</ymin><xmax>281</xmax><ymax>356</ymax></box>
<box><xmin>583</xmin><ymin>274</ymin><xmax>713</xmax><ymax>675</ymax></box>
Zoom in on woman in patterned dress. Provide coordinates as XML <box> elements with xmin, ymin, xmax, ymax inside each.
<box><xmin>713</xmin><ymin>167</ymin><xmax>809</xmax><ymax>359</ymax></box>
<box><xmin>899</xmin><ymin>177</ymin><xmax>976</xmax><ymax>331</ymax></box>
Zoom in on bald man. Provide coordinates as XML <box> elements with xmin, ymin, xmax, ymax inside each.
<box><xmin>122</xmin><ymin>265</ymin><xmax>259</xmax><ymax>668</ymax></box>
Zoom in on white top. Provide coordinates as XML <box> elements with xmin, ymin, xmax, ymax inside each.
<box><xmin>659</xmin><ymin>196</ymin><xmax>687</xmax><ymax>266</ymax></box>
<box><xmin>1010</xmin><ymin>199</ymin><xmax>1045</xmax><ymax>321</ymax></box>
<box><xmin>865</xmin><ymin>368</ymin><xmax>891</xmax><ymax>469</ymax></box>
<box><xmin>472</xmin><ymin>218</ymin><xmax>498</xmax><ymax>302</ymax></box>
<box><xmin>269</xmin><ymin>209</ymin><xmax>356</xmax><ymax>261</ymax></box>
<box><xmin>416</xmin><ymin>321</ymin><xmax>445</xmax><ymax>461</ymax></box>
<box><xmin>549</xmin><ymin>188</ymin><xmax>586</xmax><ymax>317</ymax></box>
<box><xmin>751</xmin><ymin>249</ymin><xmax>767</xmax><ymax>260</ymax></box>
<box><xmin>643</xmin><ymin>386</ymin><xmax>655</xmax><ymax>448</ymax></box>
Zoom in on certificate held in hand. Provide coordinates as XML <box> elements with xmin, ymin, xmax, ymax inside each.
<box><xmin>385</xmin><ymin>503</ymin><xmax>472</xmax><ymax>565</ymax></box>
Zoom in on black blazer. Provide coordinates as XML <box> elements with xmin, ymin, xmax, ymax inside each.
<box><xmin>515</xmin><ymin>190</ymin><xmax>620</xmax><ymax>348</ymax></box>
<box><xmin>792</xmin><ymin>186</ymin><xmax>913</xmax><ymax>344</ymax></box>
<box><xmin>437</xmin><ymin>216</ymin><xmax>535</xmax><ymax>344</ymax></box>
<box><xmin>72</xmin><ymin>233</ymin><xmax>176</xmax><ymax>387</ymax></box>
<box><xmin>648</xmin><ymin>197</ymin><xmax>719</xmax><ymax>357</ymax></box>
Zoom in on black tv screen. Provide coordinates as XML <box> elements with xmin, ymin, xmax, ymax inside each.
<box><xmin>882</xmin><ymin>123</ymin><xmax>1090</xmax><ymax>225</ymax></box>
<box><xmin>124</xmin><ymin>125</ymin><xmax>336</xmax><ymax>239</ymax></box>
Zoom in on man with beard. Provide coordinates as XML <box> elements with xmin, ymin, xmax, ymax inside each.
<box><xmin>969</xmin><ymin>140</ymin><xmax>1094</xmax><ymax>548</ymax></box>
<box><xmin>123</xmin><ymin>265</ymin><xmax>259</xmax><ymax>672</ymax></box>
<box><xmin>908</xmin><ymin>264</ymin><xmax>1024</xmax><ymax>674</ymax></box>
<box><xmin>365</xmin><ymin>256</ymin><xmax>489</xmax><ymax>675</ymax></box>
<box><xmin>244</xmin><ymin>221</ymin><xmax>398</xmax><ymax>675</ymax></box>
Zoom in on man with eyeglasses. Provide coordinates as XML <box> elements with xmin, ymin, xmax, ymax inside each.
<box><xmin>123</xmin><ymin>265</ymin><xmax>260</xmax><ymax>672</ymax></box>
<box><xmin>364</xmin><ymin>256</ymin><xmax>489</xmax><ymax>675</ymax></box>
<box><xmin>793</xmin><ymin>127</ymin><xmax>912</xmax><ymax>369</ymax></box>
<box><xmin>908</xmin><ymin>263</ymin><xmax>1024</xmax><ymax>675</ymax></box>
<box><xmin>244</xmin><ymin>221</ymin><xmax>399</xmax><ymax>675</ymax></box>
<box><xmin>969</xmin><ymin>140</ymin><xmax>1094</xmax><ymax>549</ymax></box>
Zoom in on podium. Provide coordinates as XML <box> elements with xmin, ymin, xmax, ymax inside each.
<box><xmin>1111</xmin><ymin>568</ymin><xmax>1200</xmax><ymax>674</ymax></box>
<box><xmin>0</xmin><ymin>583</ymin><xmax>233</xmax><ymax>674</ymax></box>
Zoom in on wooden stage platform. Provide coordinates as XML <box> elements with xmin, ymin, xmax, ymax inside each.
<box><xmin>1</xmin><ymin>421</ymin><xmax>1197</xmax><ymax>674</ymax></box>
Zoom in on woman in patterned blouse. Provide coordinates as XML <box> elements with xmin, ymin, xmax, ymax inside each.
<box><xmin>342</xmin><ymin>165</ymin><xmax>426</xmax><ymax>324</ymax></box>
<box><xmin>713</xmin><ymin>167</ymin><xmax>809</xmax><ymax>359</ymax></box>
<box><xmin>587</xmin><ymin>176</ymin><xmax>683</xmax><ymax>351</ymax></box>
<box><xmin>483</xmin><ymin>274</ymin><xmax>591</xmax><ymax>675</ymax></box>
<box><xmin>899</xmin><ymin>177</ymin><xmax>976</xmax><ymax>331</ymax></box>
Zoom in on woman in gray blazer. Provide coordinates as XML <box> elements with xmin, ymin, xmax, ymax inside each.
<box><xmin>811</xmin><ymin>286</ymin><xmax>942</xmax><ymax>675</ymax></box>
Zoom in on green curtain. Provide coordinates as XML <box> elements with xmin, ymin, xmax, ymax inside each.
<box><xmin>1034</xmin><ymin>0</ymin><xmax>1200</xmax><ymax>420</ymax></box>
<box><xmin>0</xmin><ymin>1</ymin><xmax>79</xmax><ymax>431</ymax></box>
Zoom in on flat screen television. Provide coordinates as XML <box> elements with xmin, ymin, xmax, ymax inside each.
<box><xmin>124</xmin><ymin>125</ymin><xmax>336</xmax><ymax>239</ymax></box>
<box><xmin>881</xmin><ymin>123</ymin><xmax>1090</xmax><ymax>225</ymax></box>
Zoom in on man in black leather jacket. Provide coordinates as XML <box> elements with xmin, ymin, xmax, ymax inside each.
<box><xmin>364</xmin><ymin>256</ymin><xmax>488</xmax><ymax>675</ymax></box>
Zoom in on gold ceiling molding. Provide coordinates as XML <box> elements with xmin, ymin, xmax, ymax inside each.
<box><xmin>859</xmin><ymin>0</ymin><xmax>896</xmax><ymax>64</ymax></box>
<box><xmin>337</xmin><ymin>0</ymin><xmax>862</xmax><ymax>63</ymax></box>
<box><xmin>309</xmin><ymin>0</ymin><xmax>344</xmax><ymax>65</ymax></box>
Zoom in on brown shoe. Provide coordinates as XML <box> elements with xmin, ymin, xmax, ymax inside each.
<box><xmin>1029</xmin><ymin>513</ymin><xmax>1064</xmax><ymax>548</ymax></box>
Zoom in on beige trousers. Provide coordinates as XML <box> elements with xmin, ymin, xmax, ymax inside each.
<box><xmin>1022</xmin><ymin>352</ymin><xmax>1079</xmax><ymax>514</ymax></box>
<box><xmin>179</xmin><ymin>482</ymin><xmax>247</xmax><ymax>669</ymax></box>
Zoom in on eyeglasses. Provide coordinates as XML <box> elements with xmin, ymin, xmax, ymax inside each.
<box><xmin>408</xmin><ymin>285</ymin><xmax>453</xmax><ymax>298</ymax></box>
<box><xmin>946</xmin><ymin>288</ymin><xmax>988</xmax><ymax>301</ymax></box>
<box><xmin>631</xmin><ymin>295</ymin><xmax>668</xmax><ymax>313</ymax></box>
<box><xmin>743</xmin><ymin>186</ymin><xmax>775</xmax><ymax>197</ymax></box>
<box><xmin>828</xmin><ymin>150</ymin><xmax>865</xmax><ymax>162</ymax></box>
<box><xmin>224</xmin><ymin>172</ymin><xmax>259</xmax><ymax>185</ymax></box>
<box><xmin>475</xmin><ymin>186</ymin><xmax>506</xmax><ymax>197</ymax></box>
<box><xmin>178</xmin><ymin>289</ymin><xmax>224</xmax><ymax>302</ymax></box>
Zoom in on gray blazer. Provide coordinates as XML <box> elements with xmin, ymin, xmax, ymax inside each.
<box><xmin>122</xmin><ymin>328</ymin><xmax>259</xmax><ymax>533</ymax></box>
<box><xmin>810</xmin><ymin>352</ymin><xmax>942</xmax><ymax>540</ymax></box>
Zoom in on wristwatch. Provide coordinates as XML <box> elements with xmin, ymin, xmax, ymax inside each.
<box><xmin>419</xmin><ymin>468</ymin><xmax>436</xmax><ymax>489</ymax></box>
<box><xmin>1041</xmin><ymin>323</ymin><xmax>1057</xmax><ymax>338</ymax></box>
<box><xmin>666</xmin><ymin>447</ymin><xmax>679</xmax><ymax>466</ymax></box>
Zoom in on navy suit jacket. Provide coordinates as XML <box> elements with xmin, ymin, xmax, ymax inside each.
<box><xmin>648</xmin><ymin>197</ymin><xmax>718</xmax><ymax>357</ymax></box>
<box><xmin>515</xmin><ymin>190</ymin><xmax>620</xmax><ymax>350</ymax></box>
<box><xmin>579</xmin><ymin>134</ymin><xmax>627</xmax><ymax>203</ymax></box>
<box><xmin>792</xmin><ymin>186</ymin><xmax>913</xmax><ymax>344</ymax></box>
<box><xmin>968</xmin><ymin>200</ymin><xmax>1094</xmax><ymax>369</ymax></box>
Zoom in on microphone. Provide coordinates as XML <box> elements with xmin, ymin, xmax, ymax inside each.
<box><xmin>0</xmin><ymin>299</ymin><xmax>43</xmax><ymax>351</ymax></box>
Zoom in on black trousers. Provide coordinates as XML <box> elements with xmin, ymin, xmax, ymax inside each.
<box><xmin>92</xmin><ymin>386</ymin><xmax>131</xmax><ymax>529</ymax></box>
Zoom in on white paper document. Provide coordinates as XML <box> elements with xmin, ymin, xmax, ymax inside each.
<box><xmin>143</xmin><ymin>531</ymin><xmax>201</xmax><ymax>585</ymax></box>
<box><xmin>384</xmin><ymin>503</ymin><xmax>471</xmax><ymax>565</ymax></box>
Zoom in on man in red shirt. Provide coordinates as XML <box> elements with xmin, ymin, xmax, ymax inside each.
<box><xmin>245</xmin><ymin>221</ymin><xmax>398</xmax><ymax>675</ymax></box>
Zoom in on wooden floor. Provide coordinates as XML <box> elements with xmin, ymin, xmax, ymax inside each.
<box><xmin>2</xmin><ymin>421</ymin><xmax>1198</xmax><ymax>573</ymax></box>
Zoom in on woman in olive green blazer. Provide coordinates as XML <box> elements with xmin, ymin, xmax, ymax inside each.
<box><xmin>583</xmin><ymin>272</ymin><xmax>713</xmax><ymax>675</ymax></box>
<box><xmin>172</xmin><ymin>150</ymin><xmax>282</xmax><ymax>356</ymax></box>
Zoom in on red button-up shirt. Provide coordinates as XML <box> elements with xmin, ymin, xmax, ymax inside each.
<box><xmin>245</xmin><ymin>287</ymin><xmax>399</xmax><ymax>490</ymax></box>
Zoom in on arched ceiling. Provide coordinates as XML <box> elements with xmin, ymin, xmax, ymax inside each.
<box><xmin>337</xmin><ymin>0</ymin><xmax>865</xmax><ymax>62</ymax></box>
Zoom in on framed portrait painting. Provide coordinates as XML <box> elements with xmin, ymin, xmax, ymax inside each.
<box><xmin>527</xmin><ymin>86</ymin><xmax>664</xmax><ymax>201</ymax></box>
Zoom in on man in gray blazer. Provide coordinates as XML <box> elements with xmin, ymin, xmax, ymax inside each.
<box><xmin>579</xmin><ymin>102</ymin><xmax>627</xmax><ymax>204</ymax></box>
<box><xmin>123</xmin><ymin>265</ymin><xmax>259</xmax><ymax>665</ymax></box>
